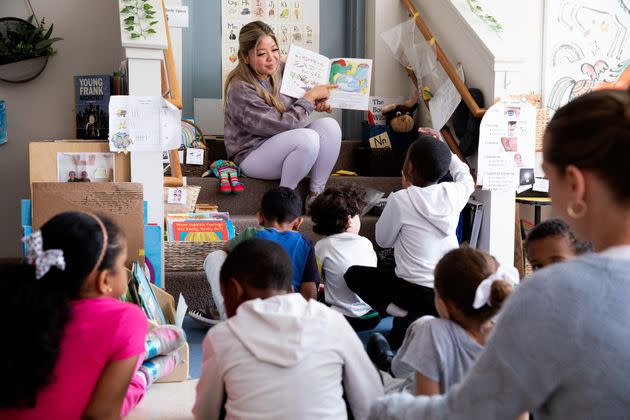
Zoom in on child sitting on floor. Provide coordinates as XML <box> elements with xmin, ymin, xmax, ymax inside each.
<box><xmin>525</xmin><ymin>218</ymin><xmax>592</xmax><ymax>271</ymax></box>
<box><xmin>369</xmin><ymin>247</ymin><xmax>517</xmax><ymax>396</ymax></box>
<box><xmin>201</xmin><ymin>187</ymin><xmax>319</xmax><ymax>322</ymax></box>
<box><xmin>345</xmin><ymin>136</ymin><xmax>474</xmax><ymax>348</ymax></box>
<box><xmin>193</xmin><ymin>238</ymin><xmax>383</xmax><ymax>420</ymax></box>
<box><xmin>310</xmin><ymin>185</ymin><xmax>380</xmax><ymax>331</ymax></box>
<box><xmin>0</xmin><ymin>212</ymin><xmax>148</xmax><ymax>418</ymax></box>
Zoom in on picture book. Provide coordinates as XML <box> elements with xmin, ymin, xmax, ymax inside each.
<box><xmin>280</xmin><ymin>45</ymin><xmax>373</xmax><ymax>111</ymax></box>
<box><xmin>75</xmin><ymin>75</ymin><xmax>111</xmax><ymax>140</ymax></box>
<box><xmin>131</xmin><ymin>261</ymin><xmax>166</xmax><ymax>324</ymax></box>
<box><xmin>166</xmin><ymin>212</ymin><xmax>235</xmax><ymax>242</ymax></box>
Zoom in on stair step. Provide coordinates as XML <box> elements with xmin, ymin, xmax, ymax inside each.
<box><xmin>189</xmin><ymin>175</ymin><xmax>401</xmax><ymax>216</ymax></box>
<box><xmin>204</xmin><ymin>138</ymin><xmax>362</xmax><ymax>173</ymax></box>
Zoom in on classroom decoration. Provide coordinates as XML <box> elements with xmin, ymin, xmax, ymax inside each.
<box><xmin>542</xmin><ymin>0</ymin><xmax>630</xmax><ymax>110</ymax></box>
<box><xmin>280</xmin><ymin>45</ymin><xmax>373</xmax><ymax>111</ymax></box>
<box><xmin>118</xmin><ymin>0</ymin><xmax>167</xmax><ymax>49</ymax></box>
<box><xmin>108</xmin><ymin>96</ymin><xmax>182</xmax><ymax>152</ymax></box>
<box><xmin>221</xmin><ymin>0</ymin><xmax>320</xmax><ymax>87</ymax></box>
<box><xmin>477</xmin><ymin>99</ymin><xmax>537</xmax><ymax>192</ymax></box>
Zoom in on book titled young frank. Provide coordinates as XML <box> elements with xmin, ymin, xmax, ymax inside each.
<box><xmin>75</xmin><ymin>74</ymin><xmax>111</xmax><ymax>140</ymax></box>
<box><xmin>280</xmin><ymin>45</ymin><xmax>373</xmax><ymax>111</ymax></box>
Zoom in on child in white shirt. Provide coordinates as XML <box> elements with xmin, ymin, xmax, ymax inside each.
<box><xmin>310</xmin><ymin>186</ymin><xmax>380</xmax><ymax>331</ymax></box>
<box><xmin>193</xmin><ymin>238</ymin><xmax>383</xmax><ymax>420</ymax></box>
<box><xmin>345</xmin><ymin>136</ymin><xmax>474</xmax><ymax>348</ymax></box>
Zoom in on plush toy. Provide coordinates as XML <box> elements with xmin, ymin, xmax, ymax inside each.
<box><xmin>208</xmin><ymin>160</ymin><xmax>244</xmax><ymax>195</ymax></box>
<box><xmin>381</xmin><ymin>94</ymin><xmax>420</xmax><ymax>157</ymax></box>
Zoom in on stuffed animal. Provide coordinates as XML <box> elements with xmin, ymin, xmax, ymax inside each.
<box><xmin>208</xmin><ymin>160</ymin><xmax>244</xmax><ymax>195</ymax></box>
<box><xmin>381</xmin><ymin>94</ymin><xmax>420</xmax><ymax>159</ymax></box>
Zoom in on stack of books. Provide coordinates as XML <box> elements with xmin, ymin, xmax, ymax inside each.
<box><xmin>166</xmin><ymin>212</ymin><xmax>235</xmax><ymax>242</ymax></box>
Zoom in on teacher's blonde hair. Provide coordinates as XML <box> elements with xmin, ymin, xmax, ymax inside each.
<box><xmin>224</xmin><ymin>21</ymin><xmax>286</xmax><ymax>113</ymax></box>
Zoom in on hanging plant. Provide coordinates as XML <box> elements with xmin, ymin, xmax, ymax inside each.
<box><xmin>0</xmin><ymin>15</ymin><xmax>62</xmax><ymax>65</ymax></box>
<box><xmin>465</xmin><ymin>0</ymin><xmax>503</xmax><ymax>33</ymax></box>
<box><xmin>120</xmin><ymin>0</ymin><xmax>159</xmax><ymax>39</ymax></box>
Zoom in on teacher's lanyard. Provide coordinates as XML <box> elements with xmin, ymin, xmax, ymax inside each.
<box><xmin>257</xmin><ymin>79</ymin><xmax>269</xmax><ymax>90</ymax></box>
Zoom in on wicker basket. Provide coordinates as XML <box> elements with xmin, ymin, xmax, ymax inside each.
<box><xmin>164</xmin><ymin>241</ymin><xmax>225</xmax><ymax>272</ymax></box>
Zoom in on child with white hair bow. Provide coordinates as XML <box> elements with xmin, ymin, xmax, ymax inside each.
<box><xmin>371</xmin><ymin>246</ymin><xmax>519</xmax><ymax>398</ymax></box>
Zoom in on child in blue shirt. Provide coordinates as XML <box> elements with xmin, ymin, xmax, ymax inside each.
<box><xmin>200</xmin><ymin>187</ymin><xmax>319</xmax><ymax>323</ymax></box>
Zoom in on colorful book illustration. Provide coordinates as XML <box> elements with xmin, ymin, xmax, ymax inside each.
<box><xmin>75</xmin><ymin>75</ymin><xmax>111</xmax><ymax>140</ymax></box>
<box><xmin>131</xmin><ymin>261</ymin><xmax>166</xmax><ymax>325</ymax></box>
<box><xmin>280</xmin><ymin>45</ymin><xmax>373</xmax><ymax>111</ymax></box>
<box><xmin>166</xmin><ymin>212</ymin><xmax>235</xmax><ymax>242</ymax></box>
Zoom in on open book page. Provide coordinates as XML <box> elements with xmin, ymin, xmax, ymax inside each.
<box><xmin>327</xmin><ymin>58</ymin><xmax>372</xmax><ymax>111</ymax></box>
<box><xmin>280</xmin><ymin>45</ymin><xmax>329</xmax><ymax>99</ymax></box>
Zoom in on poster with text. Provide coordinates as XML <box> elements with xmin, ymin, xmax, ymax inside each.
<box><xmin>221</xmin><ymin>0</ymin><xmax>320</xmax><ymax>93</ymax></box>
<box><xmin>477</xmin><ymin>101</ymin><xmax>537</xmax><ymax>192</ymax></box>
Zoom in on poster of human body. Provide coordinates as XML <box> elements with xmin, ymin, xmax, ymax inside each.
<box><xmin>477</xmin><ymin>101</ymin><xmax>537</xmax><ymax>192</ymax></box>
<box><xmin>543</xmin><ymin>0</ymin><xmax>630</xmax><ymax>110</ymax></box>
<box><xmin>221</xmin><ymin>0</ymin><xmax>320</xmax><ymax>89</ymax></box>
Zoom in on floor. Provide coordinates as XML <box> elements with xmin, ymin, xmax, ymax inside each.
<box><xmin>183</xmin><ymin>315</ymin><xmax>393</xmax><ymax>379</ymax></box>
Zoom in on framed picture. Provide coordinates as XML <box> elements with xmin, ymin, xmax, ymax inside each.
<box><xmin>56</xmin><ymin>152</ymin><xmax>115</xmax><ymax>183</ymax></box>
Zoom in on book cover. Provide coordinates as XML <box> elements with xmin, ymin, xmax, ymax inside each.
<box><xmin>170</xmin><ymin>219</ymin><xmax>234</xmax><ymax>242</ymax></box>
<box><xmin>75</xmin><ymin>74</ymin><xmax>111</xmax><ymax>140</ymax></box>
<box><xmin>280</xmin><ymin>45</ymin><xmax>372</xmax><ymax>111</ymax></box>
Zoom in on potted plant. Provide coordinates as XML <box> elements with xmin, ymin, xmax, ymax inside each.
<box><xmin>0</xmin><ymin>15</ymin><xmax>62</xmax><ymax>83</ymax></box>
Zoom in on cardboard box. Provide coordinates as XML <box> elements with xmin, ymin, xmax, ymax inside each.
<box><xmin>29</xmin><ymin>140</ymin><xmax>130</xmax><ymax>191</ymax></box>
<box><xmin>32</xmin><ymin>182</ymin><xmax>145</xmax><ymax>264</ymax></box>
<box><xmin>150</xmin><ymin>284</ymin><xmax>189</xmax><ymax>383</ymax></box>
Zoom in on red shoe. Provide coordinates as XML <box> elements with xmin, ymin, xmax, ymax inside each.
<box><xmin>229</xmin><ymin>173</ymin><xmax>244</xmax><ymax>194</ymax></box>
<box><xmin>219</xmin><ymin>175</ymin><xmax>231</xmax><ymax>195</ymax></box>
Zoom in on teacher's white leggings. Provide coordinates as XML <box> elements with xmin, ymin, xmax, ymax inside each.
<box><xmin>240</xmin><ymin>117</ymin><xmax>341</xmax><ymax>194</ymax></box>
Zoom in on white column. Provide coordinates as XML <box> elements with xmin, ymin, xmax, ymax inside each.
<box><xmin>125</xmin><ymin>47</ymin><xmax>165</xmax><ymax>239</ymax></box>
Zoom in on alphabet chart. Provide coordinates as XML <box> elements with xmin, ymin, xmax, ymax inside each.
<box><xmin>221</xmin><ymin>0</ymin><xmax>320</xmax><ymax>90</ymax></box>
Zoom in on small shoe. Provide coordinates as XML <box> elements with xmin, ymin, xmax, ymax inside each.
<box><xmin>229</xmin><ymin>174</ymin><xmax>244</xmax><ymax>195</ymax></box>
<box><xmin>219</xmin><ymin>176</ymin><xmax>232</xmax><ymax>195</ymax></box>
<box><xmin>367</xmin><ymin>332</ymin><xmax>394</xmax><ymax>372</ymax></box>
<box><xmin>304</xmin><ymin>194</ymin><xmax>318</xmax><ymax>214</ymax></box>
<box><xmin>188</xmin><ymin>309</ymin><xmax>220</xmax><ymax>327</ymax></box>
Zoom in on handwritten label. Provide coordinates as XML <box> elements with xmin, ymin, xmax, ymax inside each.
<box><xmin>369</xmin><ymin>131</ymin><xmax>392</xmax><ymax>149</ymax></box>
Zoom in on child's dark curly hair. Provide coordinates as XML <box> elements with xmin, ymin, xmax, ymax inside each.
<box><xmin>310</xmin><ymin>186</ymin><xmax>367</xmax><ymax>236</ymax></box>
<box><xmin>525</xmin><ymin>218</ymin><xmax>592</xmax><ymax>257</ymax></box>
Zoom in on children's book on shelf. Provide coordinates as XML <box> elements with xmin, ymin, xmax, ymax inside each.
<box><xmin>280</xmin><ymin>45</ymin><xmax>373</xmax><ymax>111</ymax></box>
<box><xmin>123</xmin><ymin>262</ymin><xmax>167</xmax><ymax>325</ymax></box>
<box><xmin>166</xmin><ymin>212</ymin><xmax>235</xmax><ymax>242</ymax></box>
<box><xmin>75</xmin><ymin>75</ymin><xmax>111</xmax><ymax>140</ymax></box>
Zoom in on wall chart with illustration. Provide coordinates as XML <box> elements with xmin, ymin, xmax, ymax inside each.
<box><xmin>543</xmin><ymin>0</ymin><xmax>630</xmax><ymax>110</ymax></box>
<box><xmin>221</xmin><ymin>0</ymin><xmax>320</xmax><ymax>88</ymax></box>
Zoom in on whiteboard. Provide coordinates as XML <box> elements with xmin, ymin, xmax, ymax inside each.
<box><xmin>542</xmin><ymin>0</ymin><xmax>630</xmax><ymax>110</ymax></box>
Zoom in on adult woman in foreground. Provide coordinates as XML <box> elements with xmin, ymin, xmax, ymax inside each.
<box><xmin>369</xmin><ymin>88</ymin><xmax>630</xmax><ymax>419</ymax></box>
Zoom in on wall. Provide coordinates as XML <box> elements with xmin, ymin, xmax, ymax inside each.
<box><xmin>0</xmin><ymin>0</ymin><xmax>123</xmax><ymax>258</ymax></box>
<box><xmin>182</xmin><ymin>0</ymin><xmax>347</xmax><ymax>119</ymax></box>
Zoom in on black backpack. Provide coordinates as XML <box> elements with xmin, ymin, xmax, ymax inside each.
<box><xmin>453</xmin><ymin>88</ymin><xmax>485</xmax><ymax>157</ymax></box>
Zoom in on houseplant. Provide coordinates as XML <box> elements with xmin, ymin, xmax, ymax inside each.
<box><xmin>0</xmin><ymin>15</ymin><xmax>62</xmax><ymax>83</ymax></box>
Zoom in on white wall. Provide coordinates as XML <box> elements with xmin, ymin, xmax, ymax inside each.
<box><xmin>0</xmin><ymin>0</ymin><xmax>122</xmax><ymax>257</ymax></box>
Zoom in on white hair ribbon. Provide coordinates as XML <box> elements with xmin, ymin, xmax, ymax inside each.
<box><xmin>472</xmin><ymin>264</ymin><xmax>519</xmax><ymax>309</ymax></box>
<box><xmin>21</xmin><ymin>230</ymin><xmax>66</xmax><ymax>280</ymax></box>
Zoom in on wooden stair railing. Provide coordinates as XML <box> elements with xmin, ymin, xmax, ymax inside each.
<box><xmin>400</xmin><ymin>0</ymin><xmax>486</xmax><ymax>119</ymax></box>
<box><xmin>160</xmin><ymin>0</ymin><xmax>184</xmax><ymax>187</ymax></box>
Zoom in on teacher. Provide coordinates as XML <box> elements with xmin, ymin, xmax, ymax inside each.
<box><xmin>223</xmin><ymin>21</ymin><xmax>341</xmax><ymax>208</ymax></box>
<box><xmin>369</xmin><ymin>88</ymin><xmax>630</xmax><ymax>419</ymax></box>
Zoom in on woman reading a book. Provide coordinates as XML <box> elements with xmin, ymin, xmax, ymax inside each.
<box><xmin>223</xmin><ymin>20</ymin><xmax>341</xmax><ymax>209</ymax></box>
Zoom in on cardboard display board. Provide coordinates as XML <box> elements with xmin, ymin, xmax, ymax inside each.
<box><xmin>29</xmin><ymin>141</ymin><xmax>131</xmax><ymax>190</ymax></box>
<box><xmin>32</xmin><ymin>182</ymin><xmax>145</xmax><ymax>264</ymax></box>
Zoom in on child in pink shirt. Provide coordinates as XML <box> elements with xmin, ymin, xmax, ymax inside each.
<box><xmin>0</xmin><ymin>212</ymin><xmax>148</xmax><ymax>419</ymax></box>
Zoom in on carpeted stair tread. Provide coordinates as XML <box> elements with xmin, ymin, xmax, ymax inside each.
<box><xmin>189</xmin><ymin>175</ymin><xmax>401</xmax><ymax>215</ymax></box>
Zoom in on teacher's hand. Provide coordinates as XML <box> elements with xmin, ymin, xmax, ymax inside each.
<box><xmin>303</xmin><ymin>84</ymin><xmax>336</xmax><ymax>102</ymax></box>
<box><xmin>315</xmin><ymin>100</ymin><xmax>332</xmax><ymax>113</ymax></box>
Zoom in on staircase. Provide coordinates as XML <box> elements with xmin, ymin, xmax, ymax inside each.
<box><xmin>164</xmin><ymin>139</ymin><xmax>402</xmax><ymax>316</ymax></box>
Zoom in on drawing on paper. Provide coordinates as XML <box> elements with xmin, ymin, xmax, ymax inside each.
<box><xmin>543</xmin><ymin>0</ymin><xmax>630</xmax><ymax>109</ymax></box>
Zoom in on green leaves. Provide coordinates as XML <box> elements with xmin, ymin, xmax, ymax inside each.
<box><xmin>465</xmin><ymin>0</ymin><xmax>503</xmax><ymax>33</ymax></box>
<box><xmin>0</xmin><ymin>16</ymin><xmax>62</xmax><ymax>65</ymax></box>
<box><xmin>120</xmin><ymin>0</ymin><xmax>160</xmax><ymax>40</ymax></box>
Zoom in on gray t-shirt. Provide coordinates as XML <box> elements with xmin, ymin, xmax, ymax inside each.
<box><xmin>370</xmin><ymin>249</ymin><xmax>630</xmax><ymax>419</ymax></box>
<box><xmin>391</xmin><ymin>316</ymin><xmax>483</xmax><ymax>393</ymax></box>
